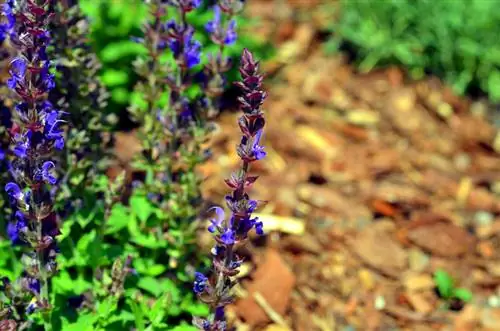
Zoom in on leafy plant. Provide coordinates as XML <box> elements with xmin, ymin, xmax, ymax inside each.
<box><xmin>434</xmin><ymin>269</ymin><xmax>473</xmax><ymax>306</ymax></box>
<box><xmin>327</xmin><ymin>0</ymin><xmax>500</xmax><ymax>101</ymax></box>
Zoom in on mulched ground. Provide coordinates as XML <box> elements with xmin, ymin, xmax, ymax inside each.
<box><xmin>198</xmin><ymin>1</ymin><xmax>500</xmax><ymax>330</ymax></box>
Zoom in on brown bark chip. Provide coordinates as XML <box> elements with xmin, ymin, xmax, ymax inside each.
<box><xmin>236</xmin><ymin>249</ymin><xmax>296</xmax><ymax>326</ymax></box>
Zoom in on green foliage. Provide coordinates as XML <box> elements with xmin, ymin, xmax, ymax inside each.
<box><xmin>80</xmin><ymin>0</ymin><xmax>273</xmax><ymax>116</ymax></box>
<box><xmin>434</xmin><ymin>269</ymin><xmax>473</xmax><ymax>304</ymax></box>
<box><xmin>79</xmin><ymin>0</ymin><xmax>148</xmax><ymax>110</ymax></box>
<box><xmin>327</xmin><ymin>0</ymin><xmax>500</xmax><ymax>101</ymax></box>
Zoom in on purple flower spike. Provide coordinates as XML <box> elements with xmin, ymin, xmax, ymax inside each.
<box><xmin>4</xmin><ymin>0</ymin><xmax>63</xmax><ymax>316</ymax></box>
<box><xmin>194</xmin><ymin>50</ymin><xmax>266</xmax><ymax>330</ymax></box>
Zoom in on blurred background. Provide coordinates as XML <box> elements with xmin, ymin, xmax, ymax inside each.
<box><xmin>197</xmin><ymin>0</ymin><xmax>500</xmax><ymax>330</ymax></box>
<box><xmin>2</xmin><ymin>0</ymin><xmax>500</xmax><ymax>330</ymax></box>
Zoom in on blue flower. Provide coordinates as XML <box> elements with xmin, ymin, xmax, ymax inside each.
<box><xmin>224</xmin><ymin>20</ymin><xmax>237</xmax><ymax>45</ymax></box>
<box><xmin>0</xmin><ymin>147</ymin><xmax>4</xmax><ymax>161</ymax></box>
<box><xmin>13</xmin><ymin>133</ymin><xmax>29</xmax><ymax>159</ymax></box>
<box><xmin>208</xmin><ymin>206</ymin><xmax>225</xmax><ymax>233</ymax></box>
<box><xmin>14</xmin><ymin>102</ymin><xmax>29</xmax><ymax>121</ymax></box>
<box><xmin>40</xmin><ymin>63</ymin><xmax>55</xmax><ymax>91</ymax></box>
<box><xmin>27</xmin><ymin>278</ymin><xmax>40</xmax><ymax>295</ymax></box>
<box><xmin>7</xmin><ymin>211</ymin><xmax>27</xmax><ymax>244</ymax></box>
<box><xmin>36</xmin><ymin>161</ymin><xmax>57</xmax><ymax>185</ymax></box>
<box><xmin>0</xmin><ymin>1</ymin><xmax>14</xmax><ymax>43</ymax></box>
<box><xmin>193</xmin><ymin>272</ymin><xmax>207</xmax><ymax>294</ymax></box>
<box><xmin>252</xmin><ymin>130</ymin><xmax>266</xmax><ymax>160</ymax></box>
<box><xmin>205</xmin><ymin>6</ymin><xmax>221</xmax><ymax>34</ymax></box>
<box><xmin>7</xmin><ymin>57</ymin><xmax>26</xmax><ymax>90</ymax></box>
<box><xmin>26</xmin><ymin>298</ymin><xmax>38</xmax><ymax>314</ymax></box>
<box><xmin>183</xmin><ymin>31</ymin><xmax>201</xmax><ymax>69</ymax></box>
<box><xmin>220</xmin><ymin>228</ymin><xmax>235</xmax><ymax>245</ymax></box>
<box><xmin>44</xmin><ymin>110</ymin><xmax>65</xmax><ymax>149</ymax></box>
<box><xmin>254</xmin><ymin>218</ymin><xmax>264</xmax><ymax>235</ymax></box>
<box><xmin>5</xmin><ymin>182</ymin><xmax>22</xmax><ymax>200</ymax></box>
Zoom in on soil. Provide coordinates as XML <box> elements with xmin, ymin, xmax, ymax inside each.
<box><xmin>197</xmin><ymin>1</ymin><xmax>500</xmax><ymax>330</ymax></box>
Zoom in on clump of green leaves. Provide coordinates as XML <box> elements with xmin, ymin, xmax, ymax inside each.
<box><xmin>327</xmin><ymin>0</ymin><xmax>500</xmax><ymax>101</ymax></box>
<box><xmin>434</xmin><ymin>269</ymin><xmax>473</xmax><ymax>309</ymax></box>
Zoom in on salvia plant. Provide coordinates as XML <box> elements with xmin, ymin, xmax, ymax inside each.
<box><xmin>0</xmin><ymin>0</ymin><xmax>15</xmax><ymax>231</ymax></box>
<box><xmin>2</xmin><ymin>0</ymin><xmax>63</xmax><ymax>329</ymax></box>
<box><xmin>193</xmin><ymin>49</ymin><xmax>266</xmax><ymax>331</ymax></box>
<box><xmin>128</xmin><ymin>0</ymin><xmax>245</xmax><ymax>284</ymax></box>
<box><xmin>0</xmin><ymin>0</ymin><xmax>268</xmax><ymax>330</ymax></box>
<box><xmin>48</xmin><ymin>0</ymin><xmax>110</xmax><ymax>208</ymax></box>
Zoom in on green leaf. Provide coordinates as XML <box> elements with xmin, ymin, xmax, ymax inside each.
<box><xmin>96</xmin><ymin>297</ymin><xmax>118</xmax><ymax>319</ymax></box>
<box><xmin>111</xmin><ymin>87</ymin><xmax>130</xmax><ymax>104</ymax></box>
<box><xmin>138</xmin><ymin>276</ymin><xmax>163</xmax><ymax>297</ymax></box>
<box><xmin>488</xmin><ymin>70</ymin><xmax>500</xmax><ymax>102</ymax></box>
<box><xmin>130</xmin><ymin>194</ymin><xmax>154</xmax><ymax>223</ymax></box>
<box><xmin>100</xmin><ymin>41</ymin><xmax>147</xmax><ymax>62</ymax></box>
<box><xmin>61</xmin><ymin>313</ymin><xmax>98</xmax><ymax>331</ymax></box>
<box><xmin>105</xmin><ymin>203</ymin><xmax>130</xmax><ymax>234</ymax></box>
<box><xmin>434</xmin><ymin>269</ymin><xmax>455</xmax><ymax>299</ymax></box>
<box><xmin>453</xmin><ymin>288</ymin><xmax>473</xmax><ymax>302</ymax></box>
<box><xmin>101</xmin><ymin>69</ymin><xmax>129</xmax><ymax>87</ymax></box>
<box><xmin>149</xmin><ymin>293</ymin><xmax>168</xmax><ymax>324</ymax></box>
<box><xmin>129</xmin><ymin>298</ymin><xmax>146</xmax><ymax>331</ymax></box>
<box><xmin>76</xmin><ymin>230</ymin><xmax>96</xmax><ymax>254</ymax></box>
<box><xmin>52</xmin><ymin>271</ymin><xmax>92</xmax><ymax>294</ymax></box>
<box><xmin>169</xmin><ymin>324</ymin><xmax>199</xmax><ymax>331</ymax></box>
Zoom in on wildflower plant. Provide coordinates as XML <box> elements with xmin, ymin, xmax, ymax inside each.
<box><xmin>129</xmin><ymin>0</ymin><xmax>246</xmax><ymax>280</ymax></box>
<box><xmin>48</xmin><ymin>0</ymin><xmax>110</xmax><ymax>206</ymax></box>
<box><xmin>1</xmin><ymin>0</ymin><xmax>64</xmax><ymax>328</ymax></box>
<box><xmin>193</xmin><ymin>49</ymin><xmax>266</xmax><ymax>331</ymax></box>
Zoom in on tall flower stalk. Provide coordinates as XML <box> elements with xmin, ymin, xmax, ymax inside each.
<box><xmin>48</xmin><ymin>0</ymin><xmax>109</xmax><ymax>204</ymax></box>
<box><xmin>3</xmin><ymin>1</ymin><xmax>64</xmax><ymax>328</ymax></box>
<box><xmin>130</xmin><ymin>0</ymin><xmax>246</xmax><ymax>274</ymax></box>
<box><xmin>193</xmin><ymin>49</ymin><xmax>267</xmax><ymax>331</ymax></box>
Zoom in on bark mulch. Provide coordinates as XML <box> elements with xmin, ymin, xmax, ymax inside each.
<box><xmin>199</xmin><ymin>1</ymin><xmax>500</xmax><ymax>330</ymax></box>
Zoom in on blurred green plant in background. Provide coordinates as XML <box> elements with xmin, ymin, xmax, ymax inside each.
<box><xmin>80</xmin><ymin>0</ymin><xmax>273</xmax><ymax>123</ymax></box>
<box><xmin>326</xmin><ymin>0</ymin><xmax>500</xmax><ymax>101</ymax></box>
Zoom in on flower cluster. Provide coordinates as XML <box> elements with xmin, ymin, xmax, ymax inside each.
<box><xmin>203</xmin><ymin>0</ymin><xmax>244</xmax><ymax>116</ymax></box>
<box><xmin>0</xmin><ymin>0</ymin><xmax>14</xmax><ymax>44</ymax></box>
<box><xmin>3</xmin><ymin>0</ymin><xmax>64</xmax><ymax>321</ymax></box>
<box><xmin>193</xmin><ymin>49</ymin><xmax>267</xmax><ymax>331</ymax></box>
